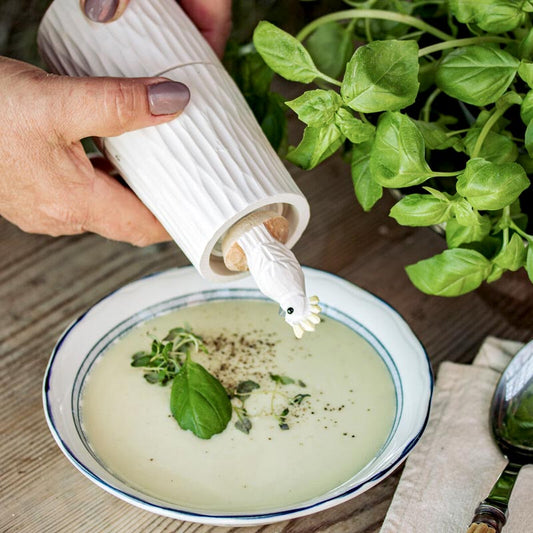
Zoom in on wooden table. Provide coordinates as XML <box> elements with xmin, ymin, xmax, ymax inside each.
<box><xmin>1</xmin><ymin>141</ymin><xmax>533</xmax><ymax>532</ymax></box>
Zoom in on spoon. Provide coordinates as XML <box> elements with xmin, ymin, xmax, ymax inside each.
<box><xmin>467</xmin><ymin>340</ymin><xmax>533</xmax><ymax>533</ymax></box>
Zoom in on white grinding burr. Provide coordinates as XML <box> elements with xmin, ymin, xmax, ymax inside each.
<box><xmin>37</xmin><ymin>0</ymin><xmax>310</xmax><ymax>283</ymax></box>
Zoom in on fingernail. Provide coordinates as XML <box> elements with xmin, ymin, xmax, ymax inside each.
<box><xmin>84</xmin><ymin>0</ymin><xmax>119</xmax><ymax>23</ymax></box>
<box><xmin>148</xmin><ymin>81</ymin><xmax>190</xmax><ymax>116</ymax></box>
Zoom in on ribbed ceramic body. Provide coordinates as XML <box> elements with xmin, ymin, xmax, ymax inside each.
<box><xmin>37</xmin><ymin>0</ymin><xmax>309</xmax><ymax>281</ymax></box>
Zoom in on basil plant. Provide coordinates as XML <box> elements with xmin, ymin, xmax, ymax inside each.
<box><xmin>231</xmin><ymin>0</ymin><xmax>533</xmax><ymax>297</ymax></box>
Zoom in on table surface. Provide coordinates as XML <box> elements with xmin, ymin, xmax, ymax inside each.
<box><xmin>2</xmin><ymin>125</ymin><xmax>533</xmax><ymax>533</ymax></box>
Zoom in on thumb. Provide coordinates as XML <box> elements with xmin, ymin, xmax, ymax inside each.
<box><xmin>48</xmin><ymin>75</ymin><xmax>190</xmax><ymax>141</ymax></box>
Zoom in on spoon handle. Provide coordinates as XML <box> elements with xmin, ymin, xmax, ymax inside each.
<box><xmin>467</xmin><ymin>462</ymin><xmax>522</xmax><ymax>532</ymax></box>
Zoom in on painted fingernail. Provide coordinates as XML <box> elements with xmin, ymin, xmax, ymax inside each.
<box><xmin>147</xmin><ymin>81</ymin><xmax>190</xmax><ymax>116</ymax></box>
<box><xmin>83</xmin><ymin>0</ymin><xmax>119</xmax><ymax>23</ymax></box>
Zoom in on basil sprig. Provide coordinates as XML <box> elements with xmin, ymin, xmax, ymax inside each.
<box><xmin>249</xmin><ymin>0</ymin><xmax>533</xmax><ymax>296</ymax></box>
<box><xmin>131</xmin><ymin>327</ymin><xmax>231</xmax><ymax>440</ymax></box>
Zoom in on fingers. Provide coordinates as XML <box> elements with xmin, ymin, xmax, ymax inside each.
<box><xmin>82</xmin><ymin>169</ymin><xmax>171</xmax><ymax>246</ymax></box>
<box><xmin>181</xmin><ymin>0</ymin><xmax>233</xmax><ymax>57</ymax></box>
<box><xmin>46</xmin><ymin>75</ymin><xmax>190</xmax><ymax>140</ymax></box>
<box><xmin>81</xmin><ymin>0</ymin><xmax>129</xmax><ymax>23</ymax></box>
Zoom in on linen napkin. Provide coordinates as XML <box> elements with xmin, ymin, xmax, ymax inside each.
<box><xmin>380</xmin><ymin>337</ymin><xmax>533</xmax><ymax>533</ymax></box>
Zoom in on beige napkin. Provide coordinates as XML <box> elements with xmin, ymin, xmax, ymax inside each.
<box><xmin>380</xmin><ymin>337</ymin><xmax>533</xmax><ymax>533</ymax></box>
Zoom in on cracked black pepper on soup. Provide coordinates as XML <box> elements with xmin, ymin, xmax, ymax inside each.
<box><xmin>81</xmin><ymin>299</ymin><xmax>396</xmax><ymax>513</ymax></box>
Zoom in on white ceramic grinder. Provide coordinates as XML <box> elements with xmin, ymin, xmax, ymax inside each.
<box><xmin>37</xmin><ymin>0</ymin><xmax>321</xmax><ymax>336</ymax></box>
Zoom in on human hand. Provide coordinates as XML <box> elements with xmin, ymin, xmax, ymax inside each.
<box><xmin>0</xmin><ymin>57</ymin><xmax>189</xmax><ymax>245</ymax></box>
<box><xmin>81</xmin><ymin>0</ymin><xmax>232</xmax><ymax>58</ymax></box>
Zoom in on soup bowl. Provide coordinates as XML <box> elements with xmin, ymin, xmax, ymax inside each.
<box><xmin>43</xmin><ymin>266</ymin><xmax>432</xmax><ymax>526</ymax></box>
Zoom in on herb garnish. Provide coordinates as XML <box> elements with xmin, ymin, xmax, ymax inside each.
<box><xmin>131</xmin><ymin>327</ymin><xmax>231</xmax><ymax>440</ymax></box>
<box><xmin>132</xmin><ymin>328</ymin><xmax>311</xmax><ymax>438</ymax></box>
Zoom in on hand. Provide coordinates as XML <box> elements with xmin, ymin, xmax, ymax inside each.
<box><xmin>81</xmin><ymin>0</ymin><xmax>232</xmax><ymax>58</ymax></box>
<box><xmin>0</xmin><ymin>57</ymin><xmax>189</xmax><ymax>245</ymax></box>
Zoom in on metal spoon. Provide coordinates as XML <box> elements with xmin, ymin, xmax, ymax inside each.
<box><xmin>467</xmin><ymin>340</ymin><xmax>533</xmax><ymax>533</ymax></box>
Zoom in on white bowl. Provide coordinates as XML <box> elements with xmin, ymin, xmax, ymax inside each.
<box><xmin>43</xmin><ymin>266</ymin><xmax>432</xmax><ymax>527</ymax></box>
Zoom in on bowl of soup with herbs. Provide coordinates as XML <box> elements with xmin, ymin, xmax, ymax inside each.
<box><xmin>44</xmin><ymin>266</ymin><xmax>432</xmax><ymax>526</ymax></box>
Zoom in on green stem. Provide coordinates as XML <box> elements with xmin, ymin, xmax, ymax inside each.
<box><xmin>318</xmin><ymin>73</ymin><xmax>342</xmax><ymax>87</ymax></box>
<box><xmin>433</xmin><ymin>170</ymin><xmax>463</xmax><ymax>177</ymax></box>
<box><xmin>502</xmin><ymin>206</ymin><xmax>510</xmax><ymax>247</ymax></box>
<box><xmin>418</xmin><ymin>36</ymin><xmax>508</xmax><ymax>58</ymax></box>
<box><xmin>510</xmin><ymin>221</ymin><xmax>533</xmax><ymax>244</ymax></box>
<box><xmin>422</xmin><ymin>88</ymin><xmax>441</xmax><ymax>122</ymax></box>
<box><xmin>445</xmin><ymin>128</ymin><xmax>470</xmax><ymax>137</ymax></box>
<box><xmin>296</xmin><ymin>9</ymin><xmax>455</xmax><ymax>42</ymax></box>
<box><xmin>472</xmin><ymin>100</ymin><xmax>515</xmax><ymax>158</ymax></box>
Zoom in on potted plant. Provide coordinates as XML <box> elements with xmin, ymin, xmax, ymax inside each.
<box><xmin>227</xmin><ymin>0</ymin><xmax>533</xmax><ymax>297</ymax></box>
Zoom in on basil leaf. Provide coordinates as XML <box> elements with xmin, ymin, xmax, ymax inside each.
<box><xmin>351</xmin><ymin>140</ymin><xmax>382</xmax><ymax>212</ymax></box>
<box><xmin>487</xmin><ymin>265</ymin><xmax>505</xmax><ymax>283</ymax></box>
<box><xmin>253</xmin><ymin>21</ymin><xmax>320</xmax><ymax>83</ymax></box>
<box><xmin>519</xmin><ymin>60</ymin><xmax>533</xmax><ymax>88</ymax></box>
<box><xmin>335</xmin><ymin>108</ymin><xmax>375</xmax><ymax>143</ymax></box>
<box><xmin>493</xmin><ymin>233</ymin><xmax>527</xmax><ymax>271</ymax></box>
<box><xmin>456</xmin><ymin>158</ymin><xmax>530</xmax><ymax>210</ymax></box>
<box><xmin>436</xmin><ymin>46</ymin><xmax>520</xmax><ymax>106</ymax></box>
<box><xmin>260</xmin><ymin>93</ymin><xmax>287</xmax><ymax>153</ymax></box>
<box><xmin>406</xmin><ymin>249</ymin><xmax>492</xmax><ymax>296</ymax></box>
<box><xmin>306</xmin><ymin>22</ymin><xmax>353</xmax><ymax>80</ymax></box>
<box><xmin>526</xmin><ymin>121</ymin><xmax>533</xmax><ymax>158</ymax></box>
<box><xmin>526</xmin><ymin>246</ymin><xmax>533</xmax><ymax>283</ymax></box>
<box><xmin>449</xmin><ymin>0</ymin><xmax>526</xmax><ymax>33</ymax></box>
<box><xmin>445</xmin><ymin>217</ymin><xmax>491</xmax><ymax>247</ymax></box>
<box><xmin>413</xmin><ymin>120</ymin><xmax>464</xmax><ymax>152</ymax></box>
<box><xmin>370</xmin><ymin>111</ymin><xmax>433</xmax><ymax>188</ymax></box>
<box><xmin>341</xmin><ymin>40</ymin><xmax>419</xmax><ymax>113</ymax></box>
<box><xmin>450</xmin><ymin>198</ymin><xmax>489</xmax><ymax>228</ymax></box>
<box><xmin>170</xmin><ymin>358</ymin><xmax>232</xmax><ymax>439</ymax></box>
<box><xmin>464</xmin><ymin>128</ymin><xmax>518</xmax><ymax>163</ymax></box>
<box><xmin>286</xmin><ymin>90</ymin><xmax>342</xmax><ymax>127</ymax></box>
<box><xmin>287</xmin><ymin>123</ymin><xmax>344</xmax><ymax>170</ymax></box>
<box><xmin>520</xmin><ymin>90</ymin><xmax>533</xmax><ymax>125</ymax></box>
<box><xmin>390</xmin><ymin>193</ymin><xmax>451</xmax><ymax>226</ymax></box>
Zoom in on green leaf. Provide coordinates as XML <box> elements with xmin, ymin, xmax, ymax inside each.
<box><xmin>487</xmin><ymin>264</ymin><xmax>505</xmax><ymax>283</ymax></box>
<box><xmin>406</xmin><ymin>248</ymin><xmax>492</xmax><ymax>296</ymax></box>
<box><xmin>436</xmin><ymin>46</ymin><xmax>520</xmax><ymax>106</ymax></box>
<box><xmin>463</xmin><ymin>128</ymin><xmax>518</xmax><ymax>163</ymax></box>
<box><xmin>335</xmin><ymin>108</ymin><xmax>375</xmax><ymax>143</ymax></box>
<box><xmin>413</xmin><ymin>120</ymin><xmax>464</xmax><ymax>151</ymax></box>
<box><xmin>270</xmin><ymin>373</ymin><xmax>295</xmax><ymax>385</ymax></box>
<box><xmin>235</xmin><ymin>380</ymin><xmax>260</xmax><ymax>400</ymax></box>
<box><xmin>450</xmin><ymin>197</ymin><xmax>489</xmax><ymax>227</ymax></box>
<box><xmin>390</xmin><ymin>193</ymin><xmax>451</xmax><ymax>226</ymax></box>
<box><xmin>526</xmin><ymin>246</ymin><xmax>533</xmax><ymax>283</ymax></box>
<box><xmin>341</xmin><ymin>40</ymin><xmax>419</xmax><ymax>113</ymax></box>
<box><xmin>369</xmin><ymin>111</ymin><xmax>433</xmax><ymax>188</ymax></box>
<box><xmin>493</xmin><ymin>233</ymin><xmax>527</xmax><ymax>271</ymax></box>
<box><xmin>306</xmin><ymin>22</ymin><xmax>353</xmax><ymax>80</ymax></box>
<box><xmin>520</xmin><ymin>90</ymin><xmax>533</xmax><ymax>125</ymax></box>
<box><xmin>260</xmin><ymin>93</ymin><xmax>287</xmax><ymax>153</ymax></box>
<box><xmin>170</xmin><ymin>358</ymin><xmax>232</xmax><ymax>439</ymax></box>
<box><xmin>286</xmin><ymin>90</ymin><xmax>342</xmax><ymax>127</ymax></box>
<box><xmin>287</xmin><ymin>123</ymin><xmax>344</xmax><ymax>170</ymax></box>
<box><xmin>526</xmin><ymin>121</ymin><xmax>533</xmax><ymax>158</ymax></box>
<box><xmin>456</xmin><ymin>158</ymin><xmax>530</xmax><ymax>210</ymax></box>
<box><xmin>519</xmin><ymin>60</ymin><xmax>533</xmax><ymax>88</ymax></box>
<box><xmin>253</xmin><ymin>21</ymin><xmax>319</xmax><ymax>83</ymax></box>
<box><xmin>351</xmin><ymin>140</ymin><xmax>383</xmax><ymax>211</ymax></box>
<box><xmin>445</xmin><ymin>217</ymin><xmax>491</xmax><ymax>247</ymax></box>
<box><xmin>449</xmin><ymin>0</ymin><xmax>526</xmax><ymax>33</ymax></box>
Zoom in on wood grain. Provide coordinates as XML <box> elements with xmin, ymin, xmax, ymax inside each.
<box><xmin>1</xmin><ymin>145</ymin><xmax>533</xmax><ymax>532</ymax></box>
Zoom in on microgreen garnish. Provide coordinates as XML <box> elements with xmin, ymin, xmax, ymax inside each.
<box><xmin>132</xmin><ymin>329</ymin><xmax>311</xmax><ymax>437</ymax></box>
<box><xmin>131</xmin><ymin>327</ymin><xmax>230</xmax><ymax>440</ymax></box>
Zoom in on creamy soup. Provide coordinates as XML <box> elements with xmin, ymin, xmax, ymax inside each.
<box><xmin>81</xmin><ymin>300</ymin><xmax>396</xmax><ymax>514</ymax></box>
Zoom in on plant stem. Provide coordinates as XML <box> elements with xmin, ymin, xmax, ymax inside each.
<box><xmin>472</xmin><ymin>100</ymin><xmax>516</xmax><ymax>158</ymax></box>
<box><xmin>421</xmin><ymin>88</ymin><xmax>441</xmax><ymax>122</ymax></box>
<box><xmin>510</xmin><ymin>221</ymin><xmax>533</xmax><ymax>244</ymax></box>
<box><xmin>318</xmin><ymin>73</ymin><xmax>342</xmax><ymax>87</ymax></box>
<box><xmin>433</xmin><ymin>170</ymin><xmax>462</xmax><ymax>177</ymax></box>
<box><xmin>296</xmin><ymin>9</ymin><xmax>455</xmax><ymax>43</ymax></box>
<box><xmin>418</xmin><ymin>36</ymin><xmax>508</xmax><ymax>58</ymax></box>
